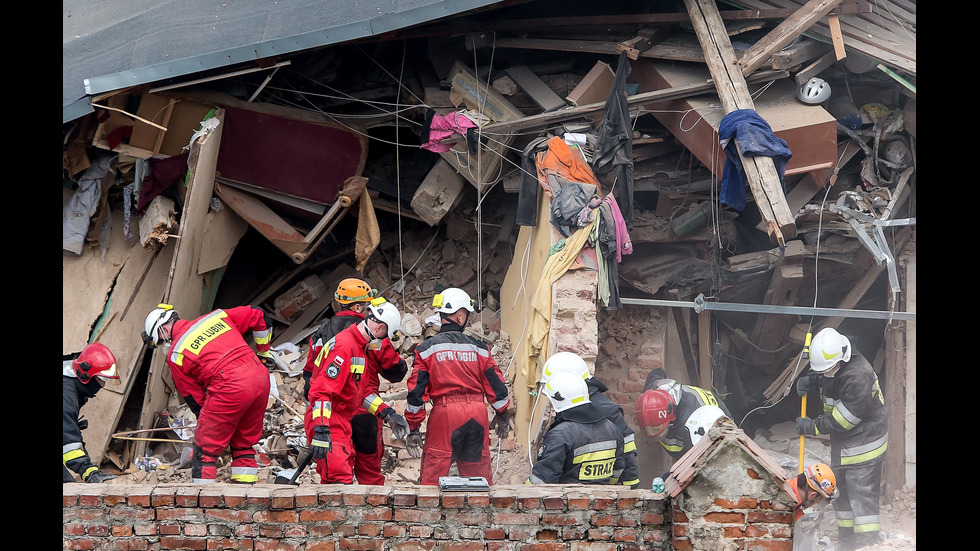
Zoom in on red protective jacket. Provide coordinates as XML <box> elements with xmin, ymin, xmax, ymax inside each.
<box><xmin>166</xmin><ymin>306</ymin><xmax>273</xmax><ymax>483</ymax></box>
<box><xmin>406</xmin><ymin>320</ymin><xmax>511</xmax><ymax>485</ymax></box>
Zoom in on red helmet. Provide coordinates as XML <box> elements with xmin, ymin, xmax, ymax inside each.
<box><xmin>635</xmin><ymin>389</ymin><xmax>676</xmax><ymax>438</ymax></box>
<box><xmin>73</xmin><ymin>343</ymin><xmax>119</xmax><ymax>385</ymax></box>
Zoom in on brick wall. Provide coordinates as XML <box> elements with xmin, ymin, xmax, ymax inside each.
<box><xmin>63</xmin><ymin>483</ymin><xmax>670</xmax><ymax>550</ymax></box>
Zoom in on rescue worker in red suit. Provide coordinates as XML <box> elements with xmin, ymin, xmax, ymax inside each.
<box><xmin>303</xmin><ymin>279</ymin><xmax>409</xmax><ymax>485</ymax></box>
<box><xmin>404</xmin><ymin>288</ymin><xmax>512</xmax><ymax>485</ymax></box>
<box><xmin>142</xmin><ymin>304</ymin><xmax>276</xmax><ymax>484</ymax></box>
<box><xmin>63</xmin><ymin>343</ymin><xmax>120</xmax><ymax>483</ymax></box>
<box><xmin>305</xmin><ymin>298</ymin><xmax>410</xmax><ymax>484</ymax></box>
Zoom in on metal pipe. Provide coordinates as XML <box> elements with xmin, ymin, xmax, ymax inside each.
<box><xmin>618</xmin><ymin>293</ymin><xmax>915</xmax><ymax>321</ymax></box>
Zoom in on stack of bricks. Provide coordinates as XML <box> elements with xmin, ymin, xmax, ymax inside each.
<box><xmin>63</xmin><ymin>484</ymin><xmax>669</xmax><ymax>550</ymax></box>
<box><xmin>669</xmin><ymin>497</ymin><xmax>795</xmax><ymax>551</ymax></box>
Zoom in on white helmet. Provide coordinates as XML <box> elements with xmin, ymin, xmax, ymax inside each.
<box><xmin>544</xmin><ymin>371</ymin><xmax>591</xmax><ymax>413</ymax></box>
<box><xmin>539</xmin><ymin>351</ymin><xmax>591</xmax><ymax>384</ymax></box>
<box><xmin>433</xmin><ymin>288</ymin><xmax>475</xmax><ymax>314</ymax></box>
<box><xmin>685</xmin><ymin>405</ymin><xmax>726</xmax><ymax>446</ymax></box>
<box><xmin>366</xmin><ymin>298</ymin><xmax>401</xmax><ymax>340</ymax></box>
<box><xmin>143</xmin><ymin>304</ymin><xmax>177</xmax><ymax>348</ymax></box>
<box><xmin>808</xmin><ymin>328</ymin><xmax>851</xmax><ymax>372</ymax></box>
<box><xmin>796</xmin><ymin>77</ymin><xmax>831</xmax><ymax>105</ymax></box>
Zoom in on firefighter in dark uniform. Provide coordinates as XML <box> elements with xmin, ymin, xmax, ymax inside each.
<box><xmin>405</xmin><ymin>287</ymin><xmax>512</xmax><ymax>486</ymax></box>
<box><xmin>527</xmin><ymin>371</ymin><xmax>625</xmax><ymax>485</ymax></box>
<box><xmin>63</xmin><ymin>343</ymin><xmax>120</xmax><ymax>483</ymax></box>
<box><xmin>795</xmin><ymin>327</ymin><xmax>888</xmax><ymax>551</ymax></box>
<box><xmin>539</xmin><ymin>351</ymin><xmax>639</xmax><ymax>487</ymax></box>
<box><xmin>635</xmin><ymin>368</ymin><xmax>734</xmax><ymax>461</ymax></box>
<box><xmin>302</xmin><ymin>279</ymin><xmax>408</xmax><ymax>485</ymax></box>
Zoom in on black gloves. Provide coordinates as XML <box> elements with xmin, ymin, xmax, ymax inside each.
<box><xmin>77</xmin><ymin>416</ymin><xmax>89</xmax><ymax>431</ymax></box>
<box><xmin>257</xmin><ymin>350</ymin><xmax>276</xmax><ymax>370</ymax></box>
<box><xmin>84</xmin><ymin>470</ymin><xmax>115</xmax><ymax>483</ymax></box>
<box><xmin>796</xmin><ymin>417</ymin><xmax>818</xmax><ymax>436</ymax></box>
<box><xmin>406</xmin><ymin>429</ymin><xmax>423</xmax><ymax>458</ymax></box>
<box><xmin>310</xmin><ymin>425</ymin><xmax>332</xmax><ymax>460</ymax></box>
<box><xmin>489</xmin><ymin>410</ymin><xmax>512</xmax><ymax>440</ymax></box>
<box><xmin>380</xmin><ymin>408</ymin><xmax>410</xmax><ymax>440</ymax></box>
<box><xmin>183</xmin><ymin>396</ymin><xmax>202</xmax><ymax>418</ymax></box>
<box><xmin>796</xmin><ymin>373</ymin><xmax>822</xmax><ymax>396</ymax></box>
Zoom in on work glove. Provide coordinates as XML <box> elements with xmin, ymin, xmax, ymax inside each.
<box><xmin>84</xmin><ymin>470</ymin><xmax>115</xmax><ymax>483</ymax></box>
<box><xmin>257</xmin><ymin>350</ymin><xmax>277</xmax><ymax>370</ymax></box>
<box><xmin>489</xmin><ymin>410</ymin><xmax>512</xmax><ymax>440</ymax></box>
<box><xmin>77</xmin><ymin>416</ymin><xmax>89</xmax><ymax>431</ymax></box>
<box><xmin>796</xmin><ymin>416</ymin><xmax>818</xmax><ymax>436</ymax></box>
<box><xmin>380</xmin><ymin>408</ymin><xmax>410</xmax><ymax>440</ymax></box>
<box><xmin>310</xmin><ymin>425</ymin><xmax>332</xmax><ymax>461</ymax></box>
<box><xmin>796</xmin><ymin>373</ymin><xmax>822</xmax><ymax>396</ymax></box>
<box><xmin>406</xmin><ymin>429</ymin><xmax>423</xmax><ymax>458</ymax></box>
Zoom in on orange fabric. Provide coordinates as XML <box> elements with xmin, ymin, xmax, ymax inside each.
<box><xmin>535</xmin><ymin>136</ymin><xmax>601</xmax><ymax>198</ymax></box>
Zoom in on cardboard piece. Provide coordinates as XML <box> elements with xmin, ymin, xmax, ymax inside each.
<box><xmin>566</xmin><ymin>61</ymin><xmax>614</xmax><ymax>107</ymax></box>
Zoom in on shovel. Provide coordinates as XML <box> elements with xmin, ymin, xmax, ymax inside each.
<box><xmin>274</xmin><ymin>449</ymin><xmax>313</xmax><ymax>485</ymax></box>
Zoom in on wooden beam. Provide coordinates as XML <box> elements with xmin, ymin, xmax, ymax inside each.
<box><xmin>827</xmin><ymin>14</ymin><xmax>847</xmax><ymax>60</ymax></box>
<box><xmin>738</xmin><ymin>0</ymin><xmax>843</xmax><ymax>75</ymax></box>
<box><xmin>480</xmin><ymin>69</ymin><xmax>788</xmax><ymax>136</ymax></box>
<box><xmin>683</xmin><ymin>0</ymin><xmax>797</xmax><ymax>245</ymax></box>
<box><xmin>746</xmin><ymin>240</ymin><xmax>805</xmax><ymax>370</ymax></box>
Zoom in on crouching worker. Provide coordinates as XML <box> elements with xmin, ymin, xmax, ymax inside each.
<box><xmin>792</xmin><ymin>463</ymin><xmax>839</xmax><ymax>551</ymax></box>
<box><xmin>526</xmin><ymin>371</ymin><xmax>625</xmax><ymax>484</ymax></box>
<box><xmin>64</xmin><ymin>343</ymin><xmax>120</xmax><ymax>483</ymax></box>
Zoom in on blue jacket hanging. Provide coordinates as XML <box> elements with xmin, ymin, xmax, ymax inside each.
<box><xmin>717</xmin><ymin>109</ymin><xmax>792</xmax><ymax>212</ymax></box>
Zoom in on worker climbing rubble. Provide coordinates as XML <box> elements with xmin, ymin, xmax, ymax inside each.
<box><xmin>404</xmin><ymin>287</ymin><xmax>512</xmax><ymax>486</ymax></box>
<box><xmin>538</xmin><ymin>351</ymin><xmax>639</xmax><ymax>487</ymax></box>
<box><xmin>795</xmin><ymin>327</ymin><xmax>888</xmax><ymax>551</ymax></box>
<box><xmin>141</xmin><ymin>303</ymin><xmax>276</xmax><ymax>484</ymax></box>
<box><xmin>304</xmin><ymin>297</ymin><xmax>410</xmax><ymax>484</ymax></box>
<box><xmin>63</xmin><ymin>343</ymin><xmax>120</xmax><ymax>483</ymax></box>
<box><xmin>303</xmin><ymin>279</ymin><xmax>409</xmax><ymax>485</ymax></box>
<box><xmin>526</xmin><ymin>370</ymin><xmax>625</xmax><ymax>485</ymax></box>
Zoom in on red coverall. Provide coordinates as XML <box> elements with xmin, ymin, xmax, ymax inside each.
<box><xmin>304</xmin><ymin>323</ymin><xmax>400</xmax><ymax>484</ymax></box>
<box><xmin>304</xmin><ymin>310</ymin><xmax>405</xmax><ymax>485</ymax></box>
<box><xmin>405</xmin><ymin>321</ymin><xmax>511</xmax><ymax>485</ymax></box>
<box><xmin>166</xmin><ymin>307</ymin><xmax>273</xmax><ymax>483</ymax></box>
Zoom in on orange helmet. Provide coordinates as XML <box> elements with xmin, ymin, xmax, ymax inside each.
<box><xmin>73</xmin><ymin>343</ymin><xmax>119</xmax><ymax>385</ymax></box>
<box><xmin>635</xmin><ymin>389</ymin><xmax>676</xmax><ymax>438</ymax></box>
<box><xmin>334</xmin><ymin>278</ymin><xmax>376</xmax><ymax>304</ymax></box>
<box><xmin>804</xmin><ymin>462</ymin><xmax>838</xmax><ymax>500</ymax></box>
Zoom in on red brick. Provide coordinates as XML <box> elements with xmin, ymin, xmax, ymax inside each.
<box><xmin>715</xmin><ymin>497</ymin><xmax>757</xmax><ymax>509</ymax></box>
<box><xmin>305</xmin><ymin>543</ymin><xmax>336</xmax><ymax>551</ymax></box>
<box><xmin>567</xmin><ymin>497</ymin><xmax>591</xmax><ymax>510</ymax></box>
<box><xmin>613</xmin><ymin>528</ymin><xmax>638</xmax><ymax>542</ymax></box>
<box><xmin>366</xmin><ymin>493</ymin><xmax>390</xmax><ymax>506</ymax></box>
<box><xmin>484</xmin><ymin>528</ymin><xmax>506</xmax><ymax>540</ymax></box>
<box><xmin>535</xmin><ymin>529</ymin><xmax>559</xmax><ymax>540</ymax></box>
<box><xmin>392</xmin><ymin>543</ymin><xmax>436</xmax><ymax>551</ymax></box>
<box><xmin>113</xmin><ymin>540</ymin><xmax>152</xmax><ymax>551</ymax></box>
<box><xmin>300</xmin><ymin>509</ymin><xmax>343</xmax><ymax>522</ymax></box>
<box><xmin>253</xmin><ymin>510</ymin><xmax>299</xmax><ymax>523</ymax></box>
<box><xmin>334</xmin><ymin>524</ymin><xmax>356</xmax><ymax>537</ymax></box>
<box><xmin>593</xmin><ymin>514</ymin><xmax>618</xmax><ymax>527</ymax></box>
<box><xmin>184</xmin><ymin>524</ymin><xmax>207</xmax><ymax>536</ymax></box>
<box><xmin>112</xmin><ymin>525</ymin><xmax>134</xmax><ymax>536</ymax></box>
<box><xmin>673</xmin><ymin>539</ymin><xmax>694</xmax><ymax>551</ymax></box>
<box><xmin>457</xmin><ymin>511</ymin><xmax>491</xmax><ymax>525</ymax></box>
<box><xmin>640</xmin><ymin>512</ymin><xmax>665</xmax><ymax>525</ymax></box>
<box><xmin>206</xmin><ymin>509</ymin><xmax>252</xmax><ymax>523</ymax></box>
<box><xmin>340</xmin><ymin>540</ymin><xmax>383</xmax><ymax>550</ymax></box>
<box><xmin>256</xmin><ymin>540</ymin><xmax>299</xmax><ymax>551</ymax></box>
<box><xmin>150</xmin><ymin>491</ymin><xmax>175</xmax><ymax>507</ymax></box>
<box><xmin>494</xmin><ymin>512</ymin><xmax>540</xmax><ymax>524</ymax></box>
<box><xmin>271</xmin><ymin>495</ymin><xmax>294</xmax><ymax>509</ymax></box>
<box><xmin>744</xmin><ymin>541</ymin><xmax>793</xmax><ymax>551</ymax></box>
<box><xmin>309</xmin><ymin>525</ymin><xmax>333</xmax><ymax>537</ymax></box>
<box><xmin>467</xmin><ymin>495</ymin><xmax>490</xmax><ymax>507</ymax></box>
<box><xmin>542</xmin><ymin>513</ymin><xmax>584</xmax><ymax>526</ymax></box>
<box><xmin>519</xmin><ymin>496</ymin><xmax>543</xmax><ymax>509</ymax></box>
<box><xmin>746</xmin><ymin>525</ymin><xmax>769</xmax><ymax>537</ymax></box>
<box><xmin>285</xmin><ymin>525</ymin><xmax>307</xmax><ymax>538</ymax></box>
<box><xmin>592</xmin><ymin>498</ymin><xmax>614</xmax><ymax>510</ymax></box>
<box><xmin>442</xmin><ymin>494</ymin><xmax>465</xmax><ymax>508</ymax></box>
<box><xmin>417</xmin><ymin>494</ymin><xmax>440</xmax><ymax>507</ymax></box>
<box><xmin>359</xmin><ymin>523</ymin><xmax>382</xmax><ymax>537</ymax></box>
<box><xmin>722</xmin><ymin>526</ymin><xmax>745</xmax><ymax>538</ymax></box>
<box><xmin>615</xmin><ymin>497</ymin><xmax>639</xmax><ymax>508</ymax></box>
<box><xmin>543</xmin><ymin>497</ymin><xmax>566</xmax><ymax>510</ymax></box>
<box><xmin>206</xmin><ymin>538</ymin><xmax>253</xmax><ymax>550</ymax></box>
<box><xmin>394</xmin><ymin>509</ymin><xmax>441</xmax><ymax>523</ymax></box>
<box><xmin>408</xmin><ymin>525</ymin><xmax>432</xmax><ymax>537</ymax></box>
<box><xmin>518</xmin><ymin>544</ymin><xmax>567</xmax><ymax>551</ymax></box>
<box><xmin>673</xmin><ymin>524</ymin><xmax>688</xmax><ymax>537</ymax></box>
<box><xmin>134</xmin><ymin>524</ymin><xmax>157</xmax><ymax>536</ymax></box>
<box><xmin>65</xmin><ymin>523</ymin><xmax>87</xmax><ymax>535</ymax></box>
<box><xmin>363</xmin><ymin>508</ymin><xmax>392</xmax><ymax>521</ymax></box>
<box><xmin>383</xmin><ymin>525</ymin><xmax>406</xmax><ymax>537</ymax></box>
<box><xmin>393</xmin><ymin>493</ymin><xmax>417</xmax><ymax>506</ymax></box>
<box><xmin>746</xmin><ymin>510</ymin><xmax>792</xmax><ymax>524</ymax></box>
<box><xmin>342</xmin><ymin>493</ymin><xmax>367</xmax><ymax>506</ymax></box>
<box><xmin>160</xmin><ymin>537</ymin><xmax>206</xmax><ymax>550</ymax></box>
<box><xmin>492</xmin><ymin>496</ymin><xmax>517</xmax><ymax>508</ymax></box>
<box><xmin>63</xmin><ymin>539</ymin><xmax>95</xmax><ymax>550</ymax></box>
<box><xmin>704</xmin><ymin>511</ymin><xmax>745</xmax><ymax>524</ymax></box>
<box><xmin>258</xmin><ymin>525</ymin><xmax>282</xmax><ymax>538</ymax></box>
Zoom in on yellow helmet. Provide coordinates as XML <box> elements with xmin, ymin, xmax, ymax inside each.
<box><xmin>335</xmin><ymin>278</ymin><xmax>376</xmax><ymax>304</ymax></box>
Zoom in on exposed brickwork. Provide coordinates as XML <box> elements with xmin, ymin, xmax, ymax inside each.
<box><xmin>63</xmin><ymin>484</ymin><xmax>669</xmax><ymax>550</ymax></box>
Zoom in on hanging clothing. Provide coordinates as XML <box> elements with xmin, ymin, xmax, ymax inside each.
<box><xmin>516</xmin><ymin>137</ymin><xmax>551</xmax><ymax>226</ymax></box>
<box><xmin>137</xmin><ymin>151</ymin><xmax>190</xmax><ymax>213</ymax></box>
<box><xmin>717</xmin><ymin>109</ymin><xmax>793</xmax><ymax>212</ymax></box>
<box><xmin>591</xmin><ymin>51</ymin><xmax>635</xmax><ymax>229</ymax></box>
<box><xmin>419</xmin><ymin>108</ymin><xmax>479</xmax><ymax>153</ymax></box>
<box><xmin>63</xmin><ymin>151</ymin><xmax>117</xmax><ymax>255</ymax></box>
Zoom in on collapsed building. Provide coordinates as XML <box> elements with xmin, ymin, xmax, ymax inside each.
<box><xmin>63</xmin><ymin>0</ymin><xmax>915</xmax><ymax>547</ymax></box>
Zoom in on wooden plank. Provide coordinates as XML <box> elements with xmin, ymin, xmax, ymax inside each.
<box><xmin>794</xmin><ymin>50</ymin><xmax>838</xmax><ymax>84</ymax></box>
<box><xmin>827</xmin><ymin>14</ymin><xmax>847</xmax><ymax>60</ymax></box>
<box><xmin>902</xmin><ymin>239</ymin><xmax>916</xmax><ymax>489</ymax></box>
<box><xmin>771</xmin><ymin>37</ymin><xmax>832</xmax><ymax>70</ymax></box>
<box><xmin>683</xmin><ymin>0</ymin><xmax>797</xmax><ymax>244</ymax></box>
<box><xmin>745</xmin><ymin>240</ymin><xmax>805</xmax><ymax>370</ymax></box>
<box><xmin>135</xmin><ymin>108</ymin><xmax>226</xmax><ymax>461</ymax></box>
<box><xmin>503</xmin><ymin>65</ymin><xmax>566</xmax><ymax>113</ymax></box>
<box><xmin>481</xmin><ymin>68</ymin><xmax>790</xmax><ymax>135</ymax></box>
<box><xmin>698</xmin><ymin>310</ymin><xmax>712</xmax><ymax>394</ymax></box>
<box><xmin>738</xmin><ymin>0</ymin><xmax>843</xmax><ymax>75</ymax></box>
<box><xmin>411</xmin><ymin>158</ymin><xmax>467</xmax><ymax>226</ymax></box>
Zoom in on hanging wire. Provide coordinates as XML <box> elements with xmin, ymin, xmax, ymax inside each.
<box><xmin>738</xmin><ymin>141</ymin><xmax>849</xmax><ymax>425</ymax></box>
<box><xmin>394</xmin><ymin>42</ymin><xmax>407</xmax><ymax>307</ymax></box>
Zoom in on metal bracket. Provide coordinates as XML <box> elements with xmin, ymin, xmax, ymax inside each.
<box><xmin>831</xmin><ymin>192</ymin><xmax>916</xmax><ymax>294</ymax></box>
